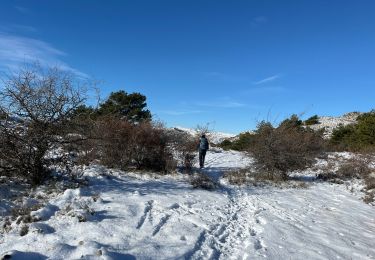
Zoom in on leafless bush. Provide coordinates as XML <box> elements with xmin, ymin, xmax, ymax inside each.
<box><xmin>0</xmin><ymin>65</ymin><xmax>87</xmax><ymax>184</ymax></box>
<box><xmin>85</xmin><ymin>117</ymin><xmax>176</xmax><ymax>173</ymax></box>
<box><xmin>190</xmin><ymin>174</ymin><xmax>216</xmax><ymax>190</ymax></box>
<box><xmin>195</xmin><ymin>123</ymin><xmax>213</xmax><ymax>138</ymax></box>
<box><xmin>223</xmin><ymin>169</ymin><xmax>248</xmax><ymax>185</ymax></box>
<box><xmin>1</xmin><ymin>217</ymin><xmax>12</xmax><ymax>234</ymax></box>
<box><xmin>317</xmin><ymin>158</ymin><xmax>372</xmax><ymax>181</ymax></box>
<box><xmin>132</xmin><ymin>122</ymin><xmax>176</xmax><ymax>172</ymax></box>
<box><xmin>250</xmin><ymin>116</ymin><xmax>325</xmax><ymax>181</ymax></box>
<box><xmin>252</xmin><ymin>169</ymin><xmax>288</xmax><ymax>182</ymax></box>
<box><xmin>19</xmin><ymin>225</ymin><xmax>29</xmax><ymax>236</ymax></box>
<box><xmin>336</xmin><ymin>159</ymin><xmax>372</xmax><ymax>179</ymax></box>
<box><xmin>167</xmin><ymin>128</ymin><xmax>198</xmax><ymax>172</ymax></box>
<box><xmin>11</xmin><ymin>204</ymin><xmax>41</xmax><ymax>223</ymax></box>
<box><xmin>89</xmin><ymin>117</ymin><xmax>134</xmax><ymax>168</ymax></box>
<box><xmin>365</xmin><ymin>175</ymin><xmax>375</xmax><ymax>190</ymax></box>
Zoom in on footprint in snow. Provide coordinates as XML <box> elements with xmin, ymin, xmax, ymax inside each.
<box><xmin>254</xmin><ymin>239</ymin><xmax>263</xmax><ymax>250</ymax></box>
<box><xmin>255</xmin><ymin>216</ymin><xmax>267</xmax><ymax>225</ymax></box>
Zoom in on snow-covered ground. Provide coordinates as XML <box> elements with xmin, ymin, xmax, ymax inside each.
<box><xmin>1</xmin><ymin>149</ymin><xmax>375</xmax><ymax>260</ymax></box>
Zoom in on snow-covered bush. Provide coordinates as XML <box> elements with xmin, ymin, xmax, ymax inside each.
<box><xmin>250</xmin><ymin>116</ymin><xmax>325</xmax><ymax>181</ymax></box>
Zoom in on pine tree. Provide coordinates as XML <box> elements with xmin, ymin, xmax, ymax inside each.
<box><xmin>98</xmin><ymin>90</ymin><xmax>151</xmax><ymax>122</ymax></box>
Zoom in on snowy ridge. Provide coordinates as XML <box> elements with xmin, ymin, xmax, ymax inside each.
<box><xmin>173</xmin><ymin>126</ymin><xmax>236</xmax><ymax>144</ymax></box>
<box><xmin>308</xmin><ymin>112</ymin><xmax>360</xmax><ymax>138</ymax></box>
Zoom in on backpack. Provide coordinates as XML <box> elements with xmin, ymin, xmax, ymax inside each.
<box><xmin>199</xmin><ymin>137</ymin><xmax>209</xmax><ymax>150</ymax></box>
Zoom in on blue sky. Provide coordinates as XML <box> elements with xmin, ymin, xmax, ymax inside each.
<box><xmin>0</xmin><ymin>0</ymin><xmax>374</xmax><ymax>133</ymax></box>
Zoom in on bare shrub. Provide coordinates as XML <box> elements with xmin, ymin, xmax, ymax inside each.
<box><xmin>252</xmin><ymin>169</ymin><xmax>288</xmax><ymax>182</ymax></box>
<box><xmin>167</xmin><ymin>128</ymin><xmax>198</xmax><ymax>172</ymax></box>
<box><xmin>0</xmin><ymin>65</ymin><xmax>87</xmax><ymax>185</ymax></box>
<box><xmin>89</xmin><ymin>116</ymin><xmax>134</xmax><ymax>169</ymax></box>
<box><xmin>317</xmin><ymin>158</ymin><xmax>372</xmax><ymax>181</ymax></box>
<box><xmin>1</xmin><ymin>217</ymin><xmax>12</xmax><ymax>233</ymax></box>
<box><xmin>364</xmin><ymin>191</ymin><xmax>375</xmax><ymax>204</ymax></box>
<box><xmin>190</xmin><ymin>174</ymin><xmax>216</xmax><ymax>190</ymax></box>
<box><xmin>11</xmin><ymin>204</ymin><xmax>41</xmax><ymax>223</ymax></box>
<box><xmin>365</xmin><ymin>175</ymin><xmax>375</xmax><ymax>190</ymax></box>
<box><xmin>132</xmin><ymin>122</ymin><xmax>176</xmax><ymax>172</ymax></box>
<box><xmin>195</xmin><ymin>123</ymin><xmax>213</xmax><ymax>138</ymax></box>
<box><xmin>223</xmin><ymin>169</ymin><xmax>248</xmax><ymax>185</ymax></box>
<box><xmin>85</xmin><ymin>117</ymin><xmax>176</xmax><ymax>173</ymax></box>
<box><xmin>250</xmin><ymin>116</ymin><xmax>325</xmax><ymax>181</ymax></box>
<box><xmin>336</xmin><ymin>159</ymin><xmax>372</xmax><ymax>179</ymax></box>
<box><xmin>19</xmin><ymin>225</ymin><xmax>29</xmax><ymax>236</ymax></box>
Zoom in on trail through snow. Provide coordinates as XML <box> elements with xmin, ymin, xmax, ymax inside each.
<box><xmin>1</xmin><ymin>149</ymin><xmax>375</xmax><ymax>259</ymax></box>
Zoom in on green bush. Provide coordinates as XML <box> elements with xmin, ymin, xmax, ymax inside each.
<box><xmin>304</xmin><ymin>115</ymin><xmax>319</xmax><ymax>125</ymax></box>
<box><xmin>219</xmin><ymin>132</ymin><xmax>255</xmax><ymax>151</ymax></box>
<box><xmin>331</xmin><ymin>110</ymin><xmax>375</xmax><ymax>151</ymax></box>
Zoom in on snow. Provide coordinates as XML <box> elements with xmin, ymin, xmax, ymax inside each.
<box><xmin>308</xmin><ymin>113</ymin><xmax>359</xmax><ymax>138</ymax></box>
<box><xmin>1</xmin><ymin>149</ymin><xmax>375</xmax><ymax>259</ymax></box>
<box><xmin>173</xmin><ymin>126</ymin><xmax>236</xmax><ymax>144</ymax></box>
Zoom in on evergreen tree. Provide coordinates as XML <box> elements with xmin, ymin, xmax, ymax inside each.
<box><xmin>98</xmin><ymin>90</ymin><xmax>151</xmax><ymax>122</ymax></box>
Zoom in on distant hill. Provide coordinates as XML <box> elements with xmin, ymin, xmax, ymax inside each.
<box><xmin>307</xmin><ymin>112</ymin><xmax>361</xmax><ymax>138</ymax></box>
<box><xmin>171</xmin><ymin>126</ymin><xmax>236</xmax><ymax>144</ymax></box>
<box><xmin>172</xmin><ymin>112</ymin><xmax>362</xmax><ymax>145</ymax></box>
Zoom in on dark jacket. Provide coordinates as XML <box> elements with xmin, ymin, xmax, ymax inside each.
<box><xmin>198</xmin><ymin>137</ymin><xmax>209</xmax><ymax>150</ymax></box>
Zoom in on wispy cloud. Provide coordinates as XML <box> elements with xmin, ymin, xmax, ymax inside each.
<box><xmin>254</xmin><ymin>74</ymin><xmax>281</xmax><ymax>85</ymax></box>
<box><xmin>158</xmin><ymin>109</ymin><xmax>204</xmax><ymax>116</ymax></box>
<box><xmin>251</xmin><ymin>16</ymin><xmax>268</xmax><ymax>28</ymax></box>
<box><xmin>0</xmin><ymin>32</ymin><xmax>87</xmax><ymax>77</ymax></box>
<box><xmin>0</xmin><ymin>24</ymin><xmax>37</xmax><ymax>34</ymax></box>
<box><xmin>14</xmin><ymin>6</ymin><xmax>31</xmax><ymax>14</ymax></box>
<box><xmin>196</xmin><ymin>100</ymin><xmax>246</xmax><ymax>108</ymax></box>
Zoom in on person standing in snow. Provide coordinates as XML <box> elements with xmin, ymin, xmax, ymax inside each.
<box><xmin>198</xmin><ymin>134</ymin><xmax>209</xmax><ymax>168</ymax></box>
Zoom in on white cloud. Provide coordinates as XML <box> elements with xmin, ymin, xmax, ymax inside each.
<box><xmin>254</xmin><ymin>74</ymin><xmax>281</xmax><ymax>85</ymax></box>
<box><xmin>158</xmin><ymin>110</ymin><xmax>203</xmax><ymax>116</ymax></box>
<box><xmin>0</xmin><ymin>32</ymin><xmax>87</xmax><ymax>77</ymax></box>
<box><xmin>196</xmin><ymin>100</ymin><xmax>246</xmax><ymax>108</ymax></box>
<box><xmin>14</xmin><ymin>6</ymin><xmax>30</xmax><ymax>14</ymax></box>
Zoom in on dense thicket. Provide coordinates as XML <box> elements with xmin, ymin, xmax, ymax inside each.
<box><xmin>83</xmin><ymin>117</ymin><xmax>175</xmax><ymax>172</ymax></box>
<box><xmin>304</xmin><ymin>115</ymin><xmax>319</xmax><ymax>125</ymax></box>
<box><xmin>219</xmin><ymin>132</ymin><xmax>255</xmax><ymax>151</ymax></box>
<box><xmin>330</xmin><ymin>110</ymin><xmax>375</xmax><ymax>151</ymax></box>
<box><xmin>249</xmin><ymin>115</ymin><xmax>325</xmax><ymax>180</ymax></box>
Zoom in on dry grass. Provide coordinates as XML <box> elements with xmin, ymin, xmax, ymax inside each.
<box><xmin>223</xmin><ymin>169</ymin><xmax>248</xmax><ymax>185</ymax></box>
<box><xmin>316</xmin><ymin>155</ymin><xmax>375</xmax><ymax>204</ymax></box>
<box><xmin>190</xmin><ymin>174</ymin><xmax>216</xmax><ymax>190</ymax></box>
<box><xmin>11</xmin><ymin>204</ymin><xmax>41</xmax><ymax>223</ymax></box>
